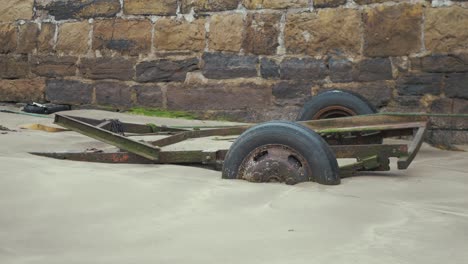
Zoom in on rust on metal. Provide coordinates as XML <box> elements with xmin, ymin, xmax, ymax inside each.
<box><xmin>43</xmin><ymin>113</ymin><xmax>431</xmax><ymax>179</ymax></box>
<box><xmin>54</xmin><ymin>114</ymin><xmax>161</xmax><ymax>161</ymax></box>
<box><xmin>237</xmin><ymin>144</ymin><xmax>310</xmax><ymax>185</ymax></box>
<box><xmin>312</xmin><ymin>105</ymin><xmax>357</xmax><ymax>119</ymax></box>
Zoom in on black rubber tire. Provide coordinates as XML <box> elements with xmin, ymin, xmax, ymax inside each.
<box><xmin>297</xmin><ymin>90</ymin><xmax>376</xmax><ymax>121</ymax></box>
<box><xmin>222</xmin><ymin>121</ymin><xmax>340</xmax><ymax>185</ymax></box>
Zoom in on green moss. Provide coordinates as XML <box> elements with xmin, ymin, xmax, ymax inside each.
<box><xmin>126</xmin><ymin>107</ymin><xmax>197</xmax><ymax>120</ymax></box>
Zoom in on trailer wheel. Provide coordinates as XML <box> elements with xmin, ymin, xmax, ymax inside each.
<box><xmin>297</xmin><ymin>90</ymin><xmax>376</xmax><ymax>121</ymax></box>
<box><xmin>222</xmin><ymin>121</ymin><xmax>340</xmax><ymax>185</ymax></box>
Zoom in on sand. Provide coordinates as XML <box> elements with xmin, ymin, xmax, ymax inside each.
<box><xmin>1</xmin><ymin>106</ymin><xmax>467</xmax><ymax>264</ymax></box>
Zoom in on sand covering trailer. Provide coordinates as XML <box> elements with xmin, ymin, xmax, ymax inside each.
<box><xmin>31</xmin><ymin>90</ymin><xmax>466</xmax><ymax>185</ymax></box>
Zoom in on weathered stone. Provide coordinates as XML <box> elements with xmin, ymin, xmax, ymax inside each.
<box><xmin>242</xmin><ymin>0</ymin><xmax>308</xmax><ymax>9</ymax></box>
<box><xmin>397</xmin><ymin>73</ymin><xmax>443</xmax><ymax>96</ymax></box>
<box><xmin>124</xmin><ymin>0</ymin><xmax>177</xmax><ymax>15</ymax></box>
<box><xmin>95</xmin><ymin>81</ymin><xmax>133</xmax><ymax>107</ymax></box>
<box><xmin>202</xmin><ymin>53</ymin><xmax>258</xmax><ymax>79</ymax></box>
<box><xmin>56</xmin><ymin>21</ymin><xmax>90</xmax><ymax>54</ymax></box>
<box><xmin>319</xmin><ymin>81</ymin><xmax>394</xmax><ymax>108</ymax></box>
<box><xmin>243</xmin><ymin>12</ymin><xmax>281</xmax><ymax>55</ymax></box>
<box><xmin>429</xmin><ymin>97</ymin><xmax>468</xmax><ymax>144</ymax></box>
<box><xmin>80</xmin><ymin>57</ymin><xmax>135</xmax><ymax>80</ymax></box>
<box><xmin>93</xmin><ymin>19</ymin><xmax>152</xmax><ymax>56</ymax></box>
<box><xmin>280</xmin><ymin>57</ymin><xmax>327</xmax><ymax>80</ymax></box>
<box><xmin>329</xmin><ymin>58</ymin><xmax>353</xmax><ymax>83</ymax></box>
<box><xmin>411</xmin><ymin>54</ymin><xmax>468</xmax><ymax>73</ymax></box>
<box><xmin>37</xmin><ymin>23</ymin><xmax>55</xmax><ymax>53</ymax></box>
<box><xmin>46</xmin><ymin>79</ymin><xmax>93</xmax><ymax>104</ymax></box>
<box><xmin>392</xmin><ymin>96</ymin><xmax>425</xmax><ymax>112</ymax></box>
<box><xmin>136</xmin><ymin>58</ymin><xmax>199</xmax><ymax>83</ymax></box>
<box><xmin>154</xmin><ymin>18</ymin><xmax>206</xmax><ymax>51</ymax></box>
<box><xmin>167</xmin><ymin>81</ymin><xmax>272</xmax><ymax>110</ymax></box>
<box><xmin>37</xmin><ymin>0</ymin><xmax>120</xmax><ymax>20</ymax></box>
<box><xmin>134</xmin><ymin>85</ymin><xmax>164</xmax><ymax>108</ymax></box>
<box><xmin>391</xmin><ymin>57</ymin><xmax>410</xmax><ymax>76</ymax></box>
<box><xmin>314</xmin><ymin>0</ymin><xmax>346</xmax><ymax>8</ymax></box>
<box><xmin>446</xmin><ymin>73</ymin><xmax>468</xmax><ymax>100</ymax></box>
<box><xmin>355</xmin><ymin>0</ymin><xmax>405</xmax><ymax>4</ymax></box>
<box><xmin>272</xmin><ymin>81</ymin><xmax>312</xmax><ymax>101</ymax></box>
<box><xmin>353</xmin><ymin>58</ymin><xmax>393</xmax><ymax>82</ymax></box>
<box><xmin>0</xmin><ymin>24</ymin><xmax>17</xmax><ymax>54</ymax></box>
<box><xmin>260</xmin><ymin>57</ymin><xmax>280</xmax><ymax>79</ymax></box>
<box><xmin>453</xmin><ymin>99</ymin><xmax>468</xmax><ymax>131</ymax></box>
<box><xmin>0</xmin><ymin>0</ymin><xmax>34</xmax><ymax>22</ymax></box>
<box><xmin>31</xmin><ymin>56</ymin><xmax>77</xmax><ymax>77</ymax></box>
<box><xmin>363</xmin><ymin>4</ymin><xmax>422</xmax><ymax>57</ymax></box>
<box><xmin>209</xmin><ymin>13</ymin><xmax>244</xmax><ymax>52</ymax></box>
<box><xmin>0</xmin><ymin>78</ymin><xmax>45</xmax><ymax>102</ymax></box>
<box><xmin>0</xmin><ymin>55</ymin><xmax>29</xmax><ymax>79</ymax></box>
<box><xmin>425</xmin><ymin>6</ymin><xmax>468</xmax><ymax>53</ymax></box>
<box><xmin>285</xmin><ymin>9</ymin><xmax>361</xmax><ymax>56</ymax></box>
<box><xmin>18</xmin><ymin>22</ymin><xmax>39</xmax><ymax>54</ymax></box>
<box><xmin>181</xmin><ymin>0</ymin><xmax>239</xmax><ymax>13</ymax></box>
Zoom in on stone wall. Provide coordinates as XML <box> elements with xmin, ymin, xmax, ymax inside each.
<box><xmin>0</xmin><ymin>0</ymin><xmax>467</xmax><ymax>142</ymax></box>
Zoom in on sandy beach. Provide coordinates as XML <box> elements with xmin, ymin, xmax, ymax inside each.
<box><xmin>1</xmin><ymin>107</ymin><xmax>467</xmax><ymax>264</ymax></box>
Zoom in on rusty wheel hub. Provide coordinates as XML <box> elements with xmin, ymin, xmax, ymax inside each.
<box><xmin>238</xmin><ymin>144</ymin><xmax>311</xmax><ymax>185</ymax></box>
<box><xmin>312</xmin><ymin>105</ymin><xmax>356</xmax><ymax>119</ymax></box>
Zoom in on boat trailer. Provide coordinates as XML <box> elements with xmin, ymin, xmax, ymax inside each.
<box><xmin>31</xmin><ymin>113</ymin><xmax>434</xmax><ymax>185</ymax></box>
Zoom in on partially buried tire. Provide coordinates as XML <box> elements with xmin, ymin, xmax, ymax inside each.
<box><xmin>297</xmin><ymin>90</ymin><xmax>377</xmax><ymax>121</ymax></box>
<box><xmin>222</xmin><ymin>121</ymin><xmax>340</xmax><ymax>185</ymax></box>
<box><xmin>297</xmin><ymin>90</ymin><xmax>383</xmax><ymax>144</ymax></box>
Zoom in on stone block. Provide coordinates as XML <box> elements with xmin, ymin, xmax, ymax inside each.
<box><xmin>314</xmin><ymin>0</ymin><xmax>346</xmax><ymax>8</ymax></box>
<box><xmin>124</xmin><ymin>0</ymin><xmax>177</xmax><ymax>16</ymax></box>
<box><xmin>353</xmin><ymin>58</ymin><xmax>393</xmax><ymax>82</ymax></box>
<box><xmin>243</xmin><ymin>12</ymin><xmax>281</xmax><ymax>55</ymax></box>
<box><xmin>411</xmin><ymin>54</ymin><xmax>468</xmax><ymax>73</ymax></box>
<box><xmin>0</xmin><ymin>24</ymin><xmax>17</xmax><ymax>54</ymax></box>
<box><xmin>363</xmin><ymin>4</ymin><xmax>422</xmax><ymax>57</ymax></box>
<box><xmin>37</xmin><ymin>23</ymin><xmax>55</xmax><ymax>53</ymax></box>
<box><xmin>285</xmin><ymin>9</ymin><xmax>361</xmax><ymax>56</ymax></box>
<box><xmin>31</xmin><ymin>55</ymin><xmax>77</xmax><ymax>77</ymax></box>
<box><xmin>397</xmin><ymin>73</ymin><xmax>443</xmax><ymax>96</ymax></box>
<box><xmin>95</xmin><ymin>81</ymin><xmax>133</xmax><ymax>107</ymax></box>
<box><xmin>0</xmin><ymin>55</ymin><xmax>29</xmax><ymax>79</ymax></box>
<box><xmin>46</xmin><ymin>79</ymin><xmax>93</xmax><ymax>104</ymax></box>
<box><xmin>37</xmin><ymin>0</ymin><xmax>120</xmax><ymax>20</ymax></box>
<box><xmin>453</xmin><ymin>98</ymin><xmax>468</xmax><ymax>130</ymax></box>
<box><xmin>272</xmin><ymin>81</ymin><xmax>312</xmax><ymax>101</ymax></box>
<box><xmin>242</xmin><ymin>0</ymin><xmax>308</xmax><ymax>9</ymax></box>
<box><xmin>391</xmin><ymin>96</ymin><xmax>425</xmax><ymax>112</ymax></box>
<box><xmin>56</xmin><ymin>21</ymin><xmax>90</xmax><ymax>55</ymax></box>
<box><xmin>167</xmin><ymin>81</ymin><xmax>272</xmax><ymax>110</ymax></box>
<box><xmin>181</xmin><ymin>0</ymin><xmax>239</xmax><ymax>13</ymax></box>
<box><xmin>18</xmin><ymin>22</ymin><xmax>39</xmax><ymax>54</ymax></box>
<box><xmin>202</xmin><ymin>52</ymin><xmax>258</xmax><ymax>79</ymax></box>
<box><xmin>209</xmin><ymin>13</ymin><xmax>244</xmax><ymax>52</ymax></box>
<box><xmin>319</xmin><ymin>81</ymin><xmax>394</xmax><ymax>108</ymax></box>
<box><xmin>93</xmin><ymin>19</ymin><xmax>152</xmax><ymax>56</ymax></box>
<box><xmin>425</xmin><ymin>6</ymin><xmax>468</xmax><ymax>53</ymax></box>
<box><xmin>329</xmin><ymin>58</ymin><xmax>353</xmax><ymax>83</ymax></box>
<box><xmin>0</xmin><ymin>78</ymin><xmax>45</xmax><ymax>102</ymax></box>
<box><xmin>280</xmin><ymin>57</ymin><xmax>327</xmax><ymax>80</ymax></box>
<box><xmin>446</xmin><ymin>73</ymin><xmax>468</xmax><ymax>100</ymax></box>
<box><xmin>260</xmin><ymin>57</ymin><xmax>280</xmax><ymax>79</ymax></box>
<box><xmin>80</xmin><ymin>57</ymin><xmax>135</xmax><ymax>81</ymax></box>
<box><xmin>134</xmin><ymin>85</ymin><xmax>164</xmax><ymax>108</ymax></box>
<box><xmin>154</xmin><ymin>18</ymin><xmax>206</xmax><ymax>51</ymax></box>
<box><xmin>136</xmin><ymin>58</ymin><xmax>199</xmax><ymax>83</ymax></box>
<box><xmin>0</xmin><ymin>0</ymin><xmax>34</xmax><ymax>22</ymax></box>
<box><xmin>355</xmin><ymin>0</ymin><xmax>405</xmax><ymax>3</ymax></box>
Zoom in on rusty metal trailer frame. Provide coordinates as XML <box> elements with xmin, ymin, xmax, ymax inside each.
<box><xmin>32</xmin><ymin>113</ymin><xmax>430</xmax><ymax>180</ymax></box>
